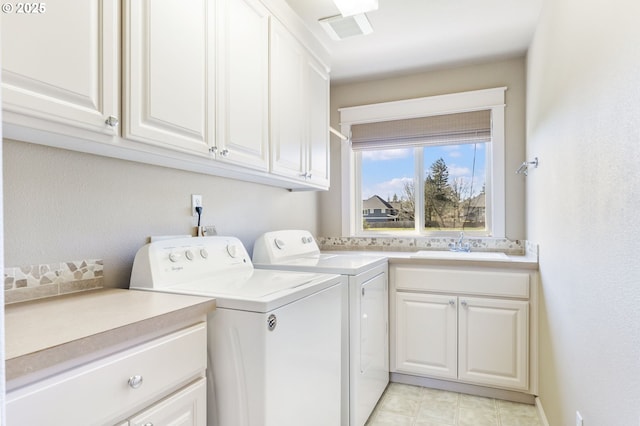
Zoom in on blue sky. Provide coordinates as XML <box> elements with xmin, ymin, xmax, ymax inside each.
<box><xmin>361</xmin><ymin>143</ymin><xmax>487</xmax><ymax>201</ymax></box>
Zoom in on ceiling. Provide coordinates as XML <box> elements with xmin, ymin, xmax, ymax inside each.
<box><xmin>285</xmin><ymin>0</ymin><xmax>542</xmax><ymax>84</ymax></box>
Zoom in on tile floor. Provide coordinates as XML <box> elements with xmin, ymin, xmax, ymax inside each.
<box><xmin>365</xmin><ymin>383</ymin><xmax>542</xmax><ymax>426</ymax></box>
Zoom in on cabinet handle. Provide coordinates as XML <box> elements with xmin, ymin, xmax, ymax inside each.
<box><xmin>143</xmin><ymin>423</ymin><xmax>153</xmax><ymax>426</ymax></box>
<box><xmin>105</xmin><ymin>116</ymin><xmax>119</xmax><ymax>128</ymax></box>
<box><xmin>209</xmin><ymin>146</ymin><xmax>218</xmax><ymax>156</ymax></box>
<box><xmin>449</xmin><ymin>299</ymin><xmax>455</xmax><ymax>306</ymax></box>
<box><xmin>461</xmin><ymin>300</ymin><xmax>468</xmax><ymax>307</ymax></box>
<box><xmin>220</xmin><ymin>149</ymin><xmax>230</xmax><ymax>157</ymax></box>
<box><xmin>128</xmin><ymin>375</ymin><xmax>144</xmax><ymax>389</ymax></box>
<box><xmin>362</xmin><ymin>287</ymin><xmax>365</xmax><ymax>297</ymax></box>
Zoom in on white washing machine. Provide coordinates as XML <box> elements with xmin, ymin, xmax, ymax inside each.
<box><xmin>130</xmin><ymin>236</ymin><xmax>346</xmax><ymax>426</ymax></box>
<box><xmin>252</xmin><ymin>230</ymin><xmax>389</xmax><ymax>426</ymax></box>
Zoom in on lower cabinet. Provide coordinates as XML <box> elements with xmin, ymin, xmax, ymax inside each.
<box><xmin>127</xmin><ymin>378</ymin><xmax>206</xmax><ymax>426</ymax></box>
<box><xmin>392</xmin><ymin>265</ymin><xmax>533</xmax><ymax>393</ymax></box>
<box><xmin>458</xmin><ymin>297</ymin><xmax>528</xmax><ymax>390</ymax></box>
<box><xmin>6</xmin><ymin>323</ymin><xmax>207</xmax><ymax>426</ymax></box>
<box><xmin>395</xmin><ymin>293</ymin><xmax>458</xmax><ymax>380</ymax></box>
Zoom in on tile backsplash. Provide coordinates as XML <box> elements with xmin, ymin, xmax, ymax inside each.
<box><xmin>318</xmin><ymin>236</ymin><xmax>527</xmax><ymax>254</ymax></box>
<box><xmin>4</xmin><ymin>259</ymin><xmax>104</xmax><ymax>304</ymax></box>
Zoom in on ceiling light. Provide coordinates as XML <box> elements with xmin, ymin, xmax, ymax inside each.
<box><xmin>319</xmin><ymin>14</ymin><xmax>373</xmax><ymax>41</ymax></box>
<box><xmin>332</xmin><ymin>0</ymin><xmax>378</xmax><ymax>17</ymax></box>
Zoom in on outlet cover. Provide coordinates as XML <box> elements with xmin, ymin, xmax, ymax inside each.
<box><xmin>191</xmin><ymin>194</ymin><xmax>202</xmax><ymax>215</ymax></box>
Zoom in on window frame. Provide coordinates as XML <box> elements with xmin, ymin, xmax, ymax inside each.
<box><xmin>339</xmin><ymin>87</ymin><xmax>506</xmax><ymax>238</ymax></box>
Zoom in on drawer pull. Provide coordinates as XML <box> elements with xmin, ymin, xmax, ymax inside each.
<box><xmin>105</xmin><ymin>115</ymin><xmax>119</xmax><ymax>128</ymax></box>
<box><xmin>128</xmin><ymin>375</ymin><xmax>144</xmax><ymax>389</ymax></box>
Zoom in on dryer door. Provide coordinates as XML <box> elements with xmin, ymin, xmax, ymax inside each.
<box><xmin>356</xmin><ymin>271</ymin><xmax>389</xmax><ymax>426</ymax></box>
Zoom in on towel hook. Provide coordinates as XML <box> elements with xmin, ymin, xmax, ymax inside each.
<box><xmin>516</xmin><ymin>157</ymin><xmax>538</xmax><ymax>176</ymax></box>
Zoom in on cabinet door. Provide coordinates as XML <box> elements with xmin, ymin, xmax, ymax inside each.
<box><xmin>216</xmin><ymin>0</ymin><xmax>270</xmax><ymax>170</ymax></box>
<box><xmin>306</xmin><ymin>57</ymin><xmax>330</xmax><ymax>188</ymax></box>
<box><xmin>270</xmin><ymin>19</ymin><xmax>307</xmax><ymax>180</ymax></box>
<box><xmin>458</xmin><ymin>297</ymin><xmax>528</xmax><ymax>390</ymax></box>
<box><xmin>129</xmin><ymin>378</ymin><xmax>206</xmax><ymax>426</ymax></box>
<box><xmin>1</xmin><ymin>0</ymin><xmax>119</xmax><ymax>133</ymax></box>
<box><xmin>124</xmin><ymin>0</ymin><xmax>214</xmax><ymax>155</ymax></box>
<box><xmin>395</xmin><ymin>292</ymin><xmax>457</xmax><ymax>379</ymax></box>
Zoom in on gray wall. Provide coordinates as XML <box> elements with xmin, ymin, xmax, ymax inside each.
<box><xmin>321</xmin><ymin>57</ymin><xmax>527</xmax><ymax>239</ymax></box>
<box><xmin>526</xmin><ymin>0</ymin><xmax>640</xmax><ymax>423</ymax></box>
<box><xmin>3</xmin><ymin>140</ymin><xmax>320</xmax><ymax>288</ymax></box>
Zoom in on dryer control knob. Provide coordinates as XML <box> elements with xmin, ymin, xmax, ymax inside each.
<box><xmin>185</xmin><ymin>250</ymin><xmax>194</xmax><ymax>261</ymax></box>
<box><xmin>274</xmin><ymin>238</ymin><xmax>285</xmax><ymax>249</ymax></box>
<box><xmin>169</xmin><ymin>252</ymin><xmax>181</xmax><ymax>262</ymax></box>
<box><xmin>301</xmin><ymin>237</ymin><xmax>308</xmax><ymax>244</ymax></box>
<box><xmin>306</xmin><ymin>236</ymin><xmax>313</xmax><ymax>243</ymax></box>
<box><xmin>226</xmin><ymin>244</ymin><xmax>238</xmax><ymax>258</ymax></box>
<box><xmin>200</xmin><ymin>248</ymin><xmax>209</xmax><ymax>259</ymax></box>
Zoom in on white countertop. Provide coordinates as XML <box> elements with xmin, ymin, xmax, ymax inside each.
<box><xmin>323</xmin><ymin>250</ymin><xmax>539</xmax><ymax>270</ymax></box>
<box><xmin>5</xmin><ymin>288</ymin><xmax>216</xmax><ymax>386</ymax></box>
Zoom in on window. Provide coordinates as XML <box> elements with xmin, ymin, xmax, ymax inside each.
<box><xmin>340</xmin><ymin>88</ymin><xmax>506</xmax><ymax>237</ymax></box>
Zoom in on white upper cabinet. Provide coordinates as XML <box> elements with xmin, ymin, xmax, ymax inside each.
<box><xmin>306</xmin><ymin>57</ymin><xmax>330</xmax><ymax>187</ymax></box>
<box><xmin>124</xmin><ymin>0</ymin><xmax>215</xmax><ymax>156</ymax></box>
<box><xmin>2</xmin><ymin>0</ymin><xmax>331</xmax><ymax>190</ymax></box>
<box><xmin>270</xmin><ymin>19</ymin><xmax>330</xmax><ymax>189</ymax></box>
<box><xmin>215</xmin><ymin>0</ymin><xmax>270</xmax><ymax>171</ymax></box>
<box><xmin>1</xmin><ymin>0</ymin><xmax>119</xmax><ymax>134</ymax></box>
<box><xmin>270</xmin><ymin>19</ymin><xmax>306</xmax><ymax>180</ymax></box>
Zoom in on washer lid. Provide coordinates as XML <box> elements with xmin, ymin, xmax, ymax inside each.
<box><xmin>146</xmin><ymin>269</ymin><xmax>342</xmax><ymax>312</ymax></box>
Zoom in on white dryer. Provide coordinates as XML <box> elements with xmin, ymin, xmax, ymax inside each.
<box><xmin>252</xmin><ymin>230</ymin><xmax>389</xmax><ymax>426</ymax></box>
<box><xmin>130</xmin><ymin>236</ymin><xmax>346</xmax><ymax>426</ymax></box>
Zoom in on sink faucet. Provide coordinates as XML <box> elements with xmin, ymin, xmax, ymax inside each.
<box><xmin>449</xmin><ymin>232</ymin><xmax>471</xmax><ymax>252</ymax></box>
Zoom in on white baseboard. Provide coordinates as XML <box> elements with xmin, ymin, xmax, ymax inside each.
<box><xmin>535</xmin><ymin>397</ymin><xmax>550</xmax><ymax>426</ymax></box>
<box><xmin>390</xmin><ymin>373</ymin><xmax>535</xmax><ymax>404</ymax></box>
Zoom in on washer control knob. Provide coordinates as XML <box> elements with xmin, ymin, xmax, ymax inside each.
<box><xmin>226</xmin><ymin>244</ymin><xmax>238</xmax><ymax>258</ymax></box>
<box><xmin>306</xmin><ymin>236</ymin><xmax>313</xmax><ymax>244</ymax></box>
<box><xmin>200</xmin><ymin>248</ymin><xmax>209</xmax><ymax>259</ymax></box>
<box><xmin>169</xmin><ymin>252</ymin><xmax>181</xmax><ymax>262</ymax></box>
<box><xmin>274</xmin><ymin>238</ymin><xmax>285</xmax><ymax>249</ymax></box>
<box><xmin>301</xmin><ymin>237</ymin><xmax>308</xmax><ymax>244</ymax></box>
<box><xmin>185</xmin><ymin>250</ymin><xmax>194</xmax><ymax>261</ymax></box>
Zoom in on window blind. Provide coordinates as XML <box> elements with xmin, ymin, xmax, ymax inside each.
<box><xmin>350</xmin><ymin>109</ymin><xmax>491</xmax><ymax>151</ymax></box>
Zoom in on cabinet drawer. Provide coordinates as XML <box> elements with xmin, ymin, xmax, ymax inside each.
<box><xmin>393</xmin><ymin>266</ymin><xmax>529</xmax><ymax>298</ymax></box>
<box><xmin>129</xmin><ymin>377</ymin><xmax>206</xmax><ymax>426</ymax></box>
<box><xmin>7</xmin><ymin>323</ymin><xmax>207</xmax><ymax>426</ymax></box>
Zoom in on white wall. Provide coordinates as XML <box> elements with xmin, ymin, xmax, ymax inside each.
<box><xmin>3</xmin><ymin>140</ymin><xmax>320</xmax><ymax>288</ymax></box>
<box><xmin>526</xmin><ymin>0</ymin><xmax>640</xmax><ymax>424</ymax></box>
<box><xmin>0</xmin><ymin>22</ymin><xmax>6</xmax><ymax>421</ymax></box>
<box><xmin>322</xmin><ymin>57</ymin><xmax>527</xmax><ymax>239</ymax></box>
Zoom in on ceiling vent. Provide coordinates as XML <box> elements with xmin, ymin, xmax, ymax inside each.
<box><xmin>319</xmin><ymin>14</ymin><xmax>373</xmax><ymax>41</ymax></box>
